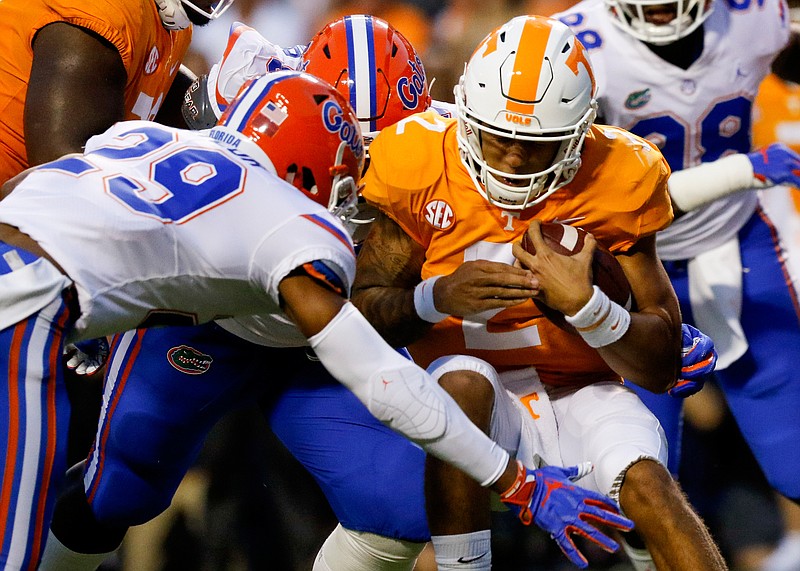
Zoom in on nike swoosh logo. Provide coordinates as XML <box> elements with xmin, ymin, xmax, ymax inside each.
<box><xmin>458</xmin><ymin>553</ymin><xmax>488</xmax><ymax>564</ymax></box>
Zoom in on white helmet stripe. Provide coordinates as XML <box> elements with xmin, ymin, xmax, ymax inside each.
<box><xmin>223</xmin><ymin>74</ymin><xmax>285</xmax><ymax>131</ymax></box>
<box><xmin>344</xmin><ymin>15</ymin><xmax>377</xmax><ymax>132</ymax></box>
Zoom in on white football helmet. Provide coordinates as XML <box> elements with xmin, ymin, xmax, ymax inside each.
<box><xmin>155</xmin><ymin>0</ymin><xmax>236</xmax><ymax>30</ymax></box>
<box><xmin>604</xmin><ymin>0</ymin><xmax>714</xmax><ymax>45</ymax></box>
<box><xmin>455</xmin><ymin>15</ymin><xmax>597</xmax><ymax>210</ymax></box>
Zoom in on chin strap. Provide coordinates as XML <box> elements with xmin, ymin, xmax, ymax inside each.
<box><xmin>154</xmin><ymin>0</ymin><xmax>191</xmax><ymax>30</ymax></box>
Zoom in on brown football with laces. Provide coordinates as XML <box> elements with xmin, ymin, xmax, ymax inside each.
<box><xmin>520</xmin><ymin>222</ymin><xmax>634</xmax><ymax>332</ymax></box>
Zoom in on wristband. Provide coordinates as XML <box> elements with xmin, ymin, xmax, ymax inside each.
<box><xmin>565</xmin><ymin>285</ymin><xmax>631</xmax><ymax>348</ymax></box>
<box><xmin>499</xmin><ymin>460</ymin><xmax>528</xmax><ymax>499</ymax></box>
<box><xmin>413</xmin><ymin>276</ymin><xmax>449</xmax><ymax>323</ymax></box>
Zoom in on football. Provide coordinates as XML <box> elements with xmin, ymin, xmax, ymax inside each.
<box><xmin>520</xmin><ymin>222</ymin><xmax>634</xmax><ymax>332</ymax></box>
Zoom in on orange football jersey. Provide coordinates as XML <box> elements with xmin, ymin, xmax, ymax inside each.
<box><xmin>363</xmin><ymin>111</ymin><xmax>673</xmax><ymax>388</ymax></box>
<box><xmin>753</xmin><ymin>73</ymin><xmax>800</xmax><ymax>154</ymax></box>
<box><xmin>753</xmin><ymin>73</ymin><xmax>800</xmax><ymax>212</ymax></box>
<box><xmin>0</xmin><ymin>0</ymin><xmax>192</xmax><ymax>183</ymax></box>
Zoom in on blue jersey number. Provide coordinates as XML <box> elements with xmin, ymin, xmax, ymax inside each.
<box><xmin>625</xmin><ymin>96</ymin><xmax>751</xmax><ymax>171</ymax></box>
<box><xmin>52</xmin><ymin>126</ymin><xmax>246</xmax><ymax>223</ymax></box>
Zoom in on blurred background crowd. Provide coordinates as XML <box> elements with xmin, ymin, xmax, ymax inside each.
<box><xmin>97</xmin><ymin>0</ymin><xmax>800</xmax><ymax>569</ymax></box>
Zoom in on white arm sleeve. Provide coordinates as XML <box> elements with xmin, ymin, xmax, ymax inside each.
<box><xmin>308</xmin><ymin>302</ymin><xmax>509</xmax><ymax>487</ymax></box>
<box><xmin>668</xmin><ymin>153</ymin><xmax>764</xmax><ymax>212</ymax></box>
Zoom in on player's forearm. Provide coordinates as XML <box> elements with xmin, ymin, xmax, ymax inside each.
<box><xmin>598</xmin><ymin>309</ymin><xmax>681</xmax><ymax>392</ymax></box>
<box><xmin>351</xmin><ymin>285</ymin><xmax>432</xmax><ymax>346</ymax></box>
<box><xmin>352</xmin><ymin>211</ymin><xmax>431</xmax><ymax>346</ymax></box>
<box><xmin>309</xmin><ymin>302</ymin><xmax>510</xmax><ymax>487</ymax></box>
<box><xmin>668</xmin><ymin>154</ymin><xmax>759</xmax><ymax>214</ymax></box>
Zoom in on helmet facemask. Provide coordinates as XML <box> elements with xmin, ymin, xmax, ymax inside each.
<box><xmin>605</xmin><ymin>0</ymin><xmax>714</xmax><ymax>45</ymax></box>
<box><xmin>328</xmin><ymin>141</ymin><xmax>362</xmax><ymax>228</ymax></box>
<box><xmin>156</xmin><ymin>0</ymin><xmax>236</xmax><ymax>30</ymax></box>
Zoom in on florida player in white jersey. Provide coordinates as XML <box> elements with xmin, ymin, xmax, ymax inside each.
<box><xmin>41</xmin><ymin>17</ymin><xmax>444</xmax><ymax>571</ymax></box>
<box><xmin>554</xmin><ymin>0</ymin><xmax>800</xmax><ymax>566</ymax></box>
<box><xmin>0</xmin><ymin>70</ymin><xmax>636</xmax><ymax>571</ymax></box>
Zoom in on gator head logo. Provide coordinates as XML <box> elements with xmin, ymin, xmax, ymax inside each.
<box><xmin>167</xmin><ymin>345</ymin><xmax>213</xmax><ymax>375</ymax></box>
<box><xmin>625</xmin><ymin>88</ymin><xmax>651</xmax><ymax>110</ymax></box>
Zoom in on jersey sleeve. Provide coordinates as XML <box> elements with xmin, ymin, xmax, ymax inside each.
<box><xmin>251</xmin><ymin>212</ymin><xmax>356</xmax><ymax>306</ymax></box>
<box><xmin>568</xmin><ymin>125</ymin><xmax>673</xmax><ymax>252</ymax></box>
<box><xmin>34</xmin><ymin>0</ymin><xmax>153</xmax><ymax>74</ymax></box>
<box><xmin>362</xmin><ymin>111</ymin><xmax>456</xmax><ymax>247</ymax></box>
<box><xmin>760</xmin><ymin>0</ymin><xmax>791</xmax><ymax>58</ymax></box>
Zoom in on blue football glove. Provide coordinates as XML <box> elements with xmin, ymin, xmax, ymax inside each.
<box><xmin>64</xmin><ymin>337</ymin><xmax>110</xmax><ymax>376</ymax></box>
<box><xmin>500</xmin><ymin>460</ymin><xmax>634</xmax><ymax>568</ymax></box>
<box><xmin>748</xmin><ymin>143</ymin><xmax>800</xmax><ymax>187</ymax></box>
<box><xmin>669</xmin><ymin>323</ymin><xmax>717</xmax><ymax>398</ymax></box>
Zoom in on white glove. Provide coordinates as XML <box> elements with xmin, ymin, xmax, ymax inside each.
<box><xmin>207</xmin><ymin>21</ymin><xmax>307</xmax><ymax>119</ymax></box>
<box><xmin>64</xmin><ymin>337</ymin><xmax>110</xmax><ymax>376</ymax></box>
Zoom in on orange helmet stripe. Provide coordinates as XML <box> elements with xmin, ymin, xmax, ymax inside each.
<box><xmin>505</xmin><ymin>17</ymin><xmax>552</xmax><ymax>115</ymax></box>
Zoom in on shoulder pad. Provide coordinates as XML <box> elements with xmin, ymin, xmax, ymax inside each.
<box><xmin>369</xmin><ymin>111</ymin><xmax>456</xmax><ymax>190</ymax></box>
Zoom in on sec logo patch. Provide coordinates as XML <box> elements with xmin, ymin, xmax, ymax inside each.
<box><xmin>144</xmin><ymin>46</ymin><xmax>160</xmax><ymax>75</ymax></box>
<box><xmin>423</xmin><ymin>200</ymin><xmax>454</xmax><ymax>230</ymax></box>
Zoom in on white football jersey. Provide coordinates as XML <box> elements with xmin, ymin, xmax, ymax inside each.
<box><xmin>0</xmin><ymin>121</ymin><xmax>355</xmax><ymax>346</ymax></box>
<box><xmin>555</xmin><ymin>0</ymin><xmax>790</xmax><ymax>259</ymax></box>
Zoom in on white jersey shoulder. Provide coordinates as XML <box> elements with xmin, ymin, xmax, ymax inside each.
<box><xmin>207</xmin><ymin>22</ymin><xmax>307</xmax><ymax>118</ymax></box>
<box><xmin>555</xmin><ymin>0</ymin><xmax>790</xmax><ymax>259</ymax></box>
<box><xmin>0</xmin><ymin>121</ymin><xmax>355</xmax><ymax>344</ymax></box>
<box><xmin>431</xmin><ymin>99</ymin><xmax>456</xmax><ymax>118</ymax></box>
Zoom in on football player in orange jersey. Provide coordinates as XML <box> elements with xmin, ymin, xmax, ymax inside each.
<box><xmin>352</xmin><ymin>15</ymin><xmax>727</xmax><ymax>571</ymax></box>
